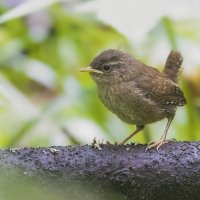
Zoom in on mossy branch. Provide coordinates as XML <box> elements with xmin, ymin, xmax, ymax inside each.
<box><xmin>0</xmin><ymin>142</ymin><xmax>200</xmax><ymax>200</ymax></box>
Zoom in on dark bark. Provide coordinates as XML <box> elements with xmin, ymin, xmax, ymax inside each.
<box><xmin>0</xmin><ymin>142</ymin><xmax>200</xmax><ymax>200</ymax></box>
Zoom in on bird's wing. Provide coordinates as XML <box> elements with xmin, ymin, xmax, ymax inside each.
<box><xmin>135</xmin><ymin>67</ymin><xmax>186</xmax><ymax>107</ymax></box>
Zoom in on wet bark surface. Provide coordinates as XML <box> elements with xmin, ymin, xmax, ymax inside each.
<box><xmin>0</xmin><ymin>142</ymin><xmax>200</xmax><ymax>200</ymax></box>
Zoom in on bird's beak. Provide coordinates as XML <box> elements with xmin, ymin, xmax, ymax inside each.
<box><xmin>79</xmin><ymin>66</ymin><xmax>103</xmax><ymax>74</ymax></box>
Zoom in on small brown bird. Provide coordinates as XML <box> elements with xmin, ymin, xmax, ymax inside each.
<box><xmin>80</xmin><ymin>49</ymin><xmax>186</xmax><ymax>150</ymax></box>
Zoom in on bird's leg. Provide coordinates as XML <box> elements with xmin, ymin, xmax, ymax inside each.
<box><xmin>119</xmin><ymin>125</ymin><xmax>144</xmax><ymax>145</ymax></box>
<box><xmin>146</xmin><ymin>116</ymin><xmax>174</xmax><ymax>151</ymax></box>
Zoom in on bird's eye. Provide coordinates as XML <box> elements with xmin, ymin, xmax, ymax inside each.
<box><xmin>103</xmin><ymin>65</ymin><xmax>111</xmax><ymax>72</ymax></box>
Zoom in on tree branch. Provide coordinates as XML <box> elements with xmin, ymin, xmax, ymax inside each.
<box><xmin>0</xmin><ymin>142</ymin><xmax>200</xmax><ymax>200</ymax></box>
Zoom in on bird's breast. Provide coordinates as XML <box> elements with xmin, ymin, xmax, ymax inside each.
<box><xmin>97</xmin><ymin>82</ymin><xmax>167</xmax><ymax>125</ymax></box>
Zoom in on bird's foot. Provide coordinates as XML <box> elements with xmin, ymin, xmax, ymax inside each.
<box><xmin>145</xmin><ymin>138</ymin><xmax>172</xmax><ymax>151</ymax></box>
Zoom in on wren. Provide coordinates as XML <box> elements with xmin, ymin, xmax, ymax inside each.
<box><xmin>80</xmin><ymin>49</ymin><xmax>186</xmax><ymax>150</ymax></box>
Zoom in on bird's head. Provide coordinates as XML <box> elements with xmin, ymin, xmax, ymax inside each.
<box><xmin>80</xmin><ymin>49</ymin><xmax>139</xmax><ymax>85</ymax></box>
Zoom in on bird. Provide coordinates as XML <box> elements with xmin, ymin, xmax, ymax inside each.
<box><xmin>80</xmin><ymin>49</ymin><xmax>186</xmax><ymax>150</ymax></box>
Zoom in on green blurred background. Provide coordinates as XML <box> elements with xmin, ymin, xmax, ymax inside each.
<box><xmin>0</xmin><ymin>0</ymin><xmax>200</xmax><ymax>148</ymax></box>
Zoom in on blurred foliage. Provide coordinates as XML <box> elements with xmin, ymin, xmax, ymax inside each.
<box><xmin>0</xmin><ymin>0</ymin><xmax>200</xmax><ymax>148</ymax></box>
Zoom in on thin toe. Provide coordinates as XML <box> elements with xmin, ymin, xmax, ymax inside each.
<box><xmin>145</xmin><ymin>142</ymin><xmax>159</xmax><ymax>151</ymax></box>
<box><xmin>146</xmin><ymin>139</ymin><xmax>169</xmax><ymax>151</ymax></box>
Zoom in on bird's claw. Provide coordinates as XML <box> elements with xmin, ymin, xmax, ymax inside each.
<box><xmin>145</xmin><ymin>139</ymin><xmax>169</xmax><ymax>151</ymax></box>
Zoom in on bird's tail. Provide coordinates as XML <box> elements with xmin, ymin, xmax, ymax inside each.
<box><xmin>163</xmin><ymin>50</ymin><xmax>183</xmax><ymax>83</ymax></box>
